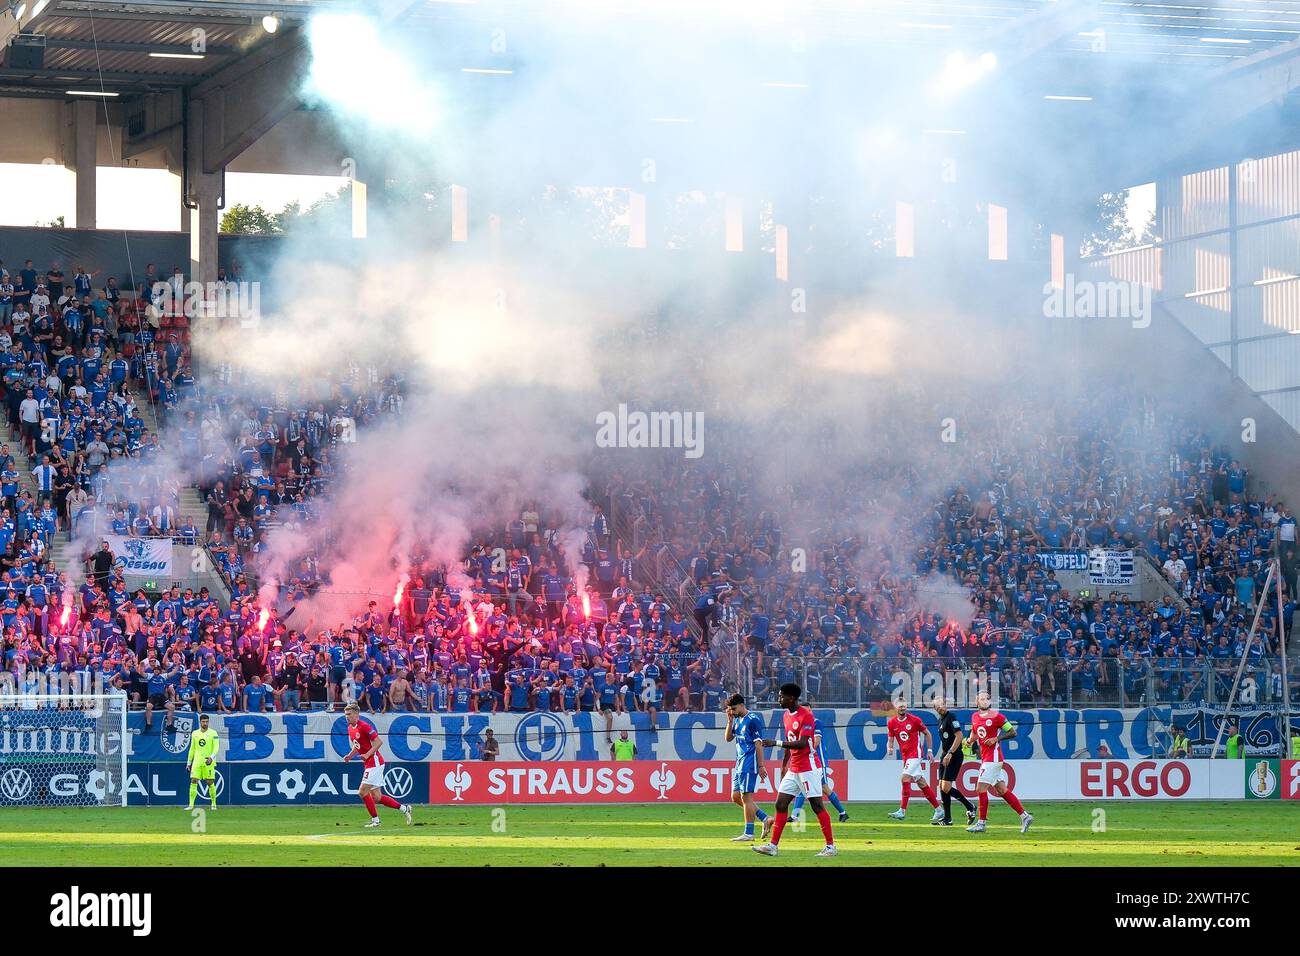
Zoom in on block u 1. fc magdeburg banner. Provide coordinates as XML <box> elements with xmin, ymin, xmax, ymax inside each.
<box><xmin>125</xmin><ymin>706</ymin><xmax>1180</xmax><ymax>764</ymax></box>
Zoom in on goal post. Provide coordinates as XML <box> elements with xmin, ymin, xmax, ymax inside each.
<box><xmin>0</xmin><ymin>694</ymin><xmax>129</xmax><ymax>807</ymax></box>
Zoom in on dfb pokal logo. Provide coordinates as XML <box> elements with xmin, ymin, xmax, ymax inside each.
<box><xmin>514</xmin><ymin>711</ymin><xmax>567</xmax><ymax>761</ymax></box>
<box><xmin>1249</xmin><ymin>761</ymin><xmax>1278</xmax><ymax>799</ymax></box>
<box><xmin>444</xmin><ymin>763</ymin><xmax>470</xmax><ymax>801</ymax></box>
<box><xmin>0</xmin><ymin>767</ymin><xmax>33</xmax><ymax>802</ymax></box>
<box><xmin>650</xmin><ymin>762</ymin><xmax>676</xmax><ymax>800</ymax></box>
<box><xmin>384</xmin><ymin>767</ymin><xmax>413</xmax><ymax>801</ymax></box>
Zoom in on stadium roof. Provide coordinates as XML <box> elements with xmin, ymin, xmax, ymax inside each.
<box><xmin>2</xmin><ymin>0</ymin><xmax>1299</xmax><ymax>194</ymax></box>
<box><xmin>5</xmin><ymin>1</ymin><xmax>1300</xmax><ymax>102</ymax></box>
<box><xmin>0</xmin><ymin>0</ymin><xmax>327</xmax><ymax>98</ymax></box>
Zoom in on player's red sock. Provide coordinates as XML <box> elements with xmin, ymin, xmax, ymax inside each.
<box><xmin>1001</xmin><ymin>789</ymin><xmax>1026</xmax><ymax>815</ymax></box>
<box><xmin>815</xmin><ymin>809</ymin><xmax>834</xmax><ymax>846</ymax></box>
<box><xmin>900</xmin><ymin>783</ymin><xmax>911</xmax><ymax>810</ymax></box>
<box><xmin>978</xmin><ymin>791</ymin><xmax>989</xmax><ymax>821</ymax></box>
<box><xmin>379</xmin><ymin>794</ymin><xmax>402</xmax><ymax>810</ymax></box>
<box><xmin>363</xmin><ymin>793</ymin><xmax>378</xmax><ymax>818</ymax></box>
<box><xmin>919</xmin><ymin>783</ymin><xmax>939</xmax><ymax>808</ymax></box>
<box><xmin>770</xmin><ymin>811</ymin><xmax>788</xmax><ymax>845</ymax></box>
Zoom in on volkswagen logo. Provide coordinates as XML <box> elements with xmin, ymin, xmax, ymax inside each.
<box><xmin>384</xmin><ymin>767</ymin><xmax>413</xmax><ymax>800</ymax></box>
<box><xmin>195</xmin><ymin>771</ymin><xmax>225</xmax><ymax>801</ymax></box>
<box><xmin>0</xmin><ymin>767</ymin><xmax>33</xmax><ymax>802</ymax></box>
<box><xmin>514</xmin><ymin>711</ymin><xmax>567</xmax><ymax>761</ymax></box>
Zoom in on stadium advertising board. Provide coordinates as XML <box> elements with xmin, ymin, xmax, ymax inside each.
<box><xmin>849</xmin><ymin>758</ymin><xmax>1244</xmax><ymax>800</ymax></box>
<box><xmin>123</xmin><ymin>761</ymin><xmax>430</xmax><ymax>806</ymax></box>
<box><xmin>0</xmin><ymin>765</ymin><xmax>120</xmax><ymax>807</ymax></box>
<box><xmin>125</xmin><ymin>707</ymin><xmax>1174</xmax><ymax>763</ymax></box>
<box><xmin>104</xmin><ymin>758</ymin><xmax>1263</xmax><ymax>804</ymax></box>
<box><xmin>425</xmin><ymin>759</ymin><xmax>850</xmax><ymax>804</ymax></box>
<box><xmin>1243</xmin><ymin>759</ymin><xmax>1300</xmax><ymax>799</ymax></box>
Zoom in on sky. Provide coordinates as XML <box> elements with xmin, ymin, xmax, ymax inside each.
<box><xmin>0</xmin><ymin>164</ymin><xmax>347</xmax><ymax>231</ymax></box>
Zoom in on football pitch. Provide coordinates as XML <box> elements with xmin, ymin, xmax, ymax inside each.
<box><xmin>0</xmin><ymin>802</ymin><xmax>1296</xmax><ymax>866</ymax></box>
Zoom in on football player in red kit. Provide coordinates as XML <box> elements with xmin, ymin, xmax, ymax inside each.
<box><xmin>344</xmin><ymin>701</ymin><xmax>413</xmax><ymax>828</ymax></box>
<box><xmin>752</xmin><ymin>683</ymin><xmax>837</xmax><ymax>858</ymax></box>
<box><xmin>885</xmin><ymin>700</ymin><xmax>943</xmax><ymax>823</ymax></box>
<box><xmin>966</xmin><ymin>691</ymin><xmax>1033</xmax><ymax>833</ymax></box>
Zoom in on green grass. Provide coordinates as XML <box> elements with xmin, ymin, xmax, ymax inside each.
<box><xmin>0</xmin><ymin>802</ymin><xmax>1296</xmax><ymax>866</ymax></box>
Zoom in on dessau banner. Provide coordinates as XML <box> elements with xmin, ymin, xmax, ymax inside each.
<box><xmin>125</xmin><ymin>707</ymin><xmax>1178</xmax><ymax>764</ymax></box>
<box><xmin>106</xmin><ymin>535</ymin><xmax>173</xmax><ymax>580</ymax></box>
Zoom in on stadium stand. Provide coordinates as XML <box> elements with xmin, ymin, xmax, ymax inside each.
<box><xmin>0</xmin><ymin>250</ymin><xmax>1296</xmax><ymax>721</ymax></box>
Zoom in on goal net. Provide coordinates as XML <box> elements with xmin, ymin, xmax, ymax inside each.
<box><xmin>0</xmin><ymin>694</ymin><xmax>128</xmax><ymax>807</ymax></box>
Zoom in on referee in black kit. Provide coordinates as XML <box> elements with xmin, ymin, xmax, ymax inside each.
<box><xmin>934</xmin><ymin>698</ymin><xmax>978</xmax><ymax>826</ymax></box>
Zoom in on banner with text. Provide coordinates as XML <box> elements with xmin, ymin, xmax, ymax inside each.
<box><xmin>1035</xmin><ymin>550</ymin><xmax>1090</xmax><ymax>572</ymax></box>
<box><xmin>106</xmin><ymin>536</ymin><xmax>174</xmax><ymax>580</ymax></box>
<box><xmin>1169</xmin><ymin>707</ymin><xmax>1298</xmax><ymax>757</ymax></box>
<box><xmin>122</xmin><ymin>761</ymin><xmax>431</xmax><ymax>806</ymax></box>
<box><xmin>1089</xmin><ymin>548</ymin><xmax>1135</xmax><ymax>586</ymax></box>
<box><xmin>427</xmin><ymin>759</ymin><xmax>850</xmax><ymax>804</ymax></box>
<box><xmin>849</xmin><ymin>758</ymin><xmax>1245</xmax><ymax>800</ymax></box>
<box><xmin>124</xmin><ymin>707</ymin><xmax>1176</xmax><ymax>765</ymax></box>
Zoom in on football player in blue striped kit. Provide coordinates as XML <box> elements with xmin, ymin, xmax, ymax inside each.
<box><xmin>724</xmin><ymin>693</ymin><xmax>772</xmax><ymax>842</ymax></box>
<box><xmin>790</xmin><ymin>716</ymin><xmax>849</xmax><ymax>822</ymax></box>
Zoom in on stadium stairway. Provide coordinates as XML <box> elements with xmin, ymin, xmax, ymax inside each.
<box><xmin>129</xmin><ymin>388</ymin><xmax>234</xmax><ymax>604</ymax></box>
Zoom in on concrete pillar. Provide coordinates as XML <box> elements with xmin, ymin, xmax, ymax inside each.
<box><xmin>351</xmin><ymin>180</ymin><xmax>367</xmax><ymax>239</ymax></box>
<box><xmin>188</xmin><ymin>170</ymin><xmax>220</xmax><ymax>287</ymax></box>
<box><xmin>185</xmin><ymin>96</ymin><xmax>220</xmax><ymax>287</ymax></box>
<box><xmin>73</xmin><ymin>100</ymin><xmax>97</xmax><ymax>229</ymax></box>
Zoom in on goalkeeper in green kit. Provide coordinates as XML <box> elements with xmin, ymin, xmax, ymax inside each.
<box><xmin>186</xmin><ymin>713</ymin><xmax>221</xmax><ymax>810</ymax></box>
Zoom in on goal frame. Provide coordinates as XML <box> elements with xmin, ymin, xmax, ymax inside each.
<box><xmin>0</xmin><ymin>692</ymin><xmax>129</xmax><ymax>808</ymax></box>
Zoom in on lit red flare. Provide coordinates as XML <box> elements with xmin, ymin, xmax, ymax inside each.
<box><xmin>581</xmin><ymin>590</ymin><xmax>591</xmax><ymax>620</ymax></box>
<box><xmin>59</xmin><ymin>605</ymin><xmax>71</xmax><ymax>627</ymax></box>
<box><xmin>257</xmin><ymin>608</ymin><xmax>270</xmax><ymax>633</ymax></box>
<box><xmin>467</xmin><ymin>608</ymin><xmax>479</xmax><ymax>636</ymax></box>
<box><xmin>393</xmin><ymin>578</ymin><xmax>407</xmax><ymax>609</ymax></box>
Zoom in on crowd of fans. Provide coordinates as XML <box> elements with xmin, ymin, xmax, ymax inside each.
<box><xmin>1</xmin><ymin>250</ymin><xmax>1297</xmax><ymax>726</ymax></box>
<box><xmin>604</xmin><ymin>385</ymin><xmax>1299</xmax><ymax>708</ymax></box>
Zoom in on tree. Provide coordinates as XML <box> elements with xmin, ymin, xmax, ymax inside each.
<box><xmin>220</xmin><ymin>203</ymin><xmax>280</xmax><ymax>235</ymax></box>
<box><xmin>1137</xmin><ymin>208</ymin><xmax>1159</xmax><ymax>245</ymax></box>
<box><xmin>292</xmin><ymin>183</ymin><xmax>352</xmax><ymax>236</ymax></box>
<box><xmin>37</xmin><ymin>215</ymin><xmax>66</xmax><ymax>228</ymax></box>
<box><xmin>1079</xmin><ymin>190</ymin><xmax>1139</xmax><ymax>258</ymax></box>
